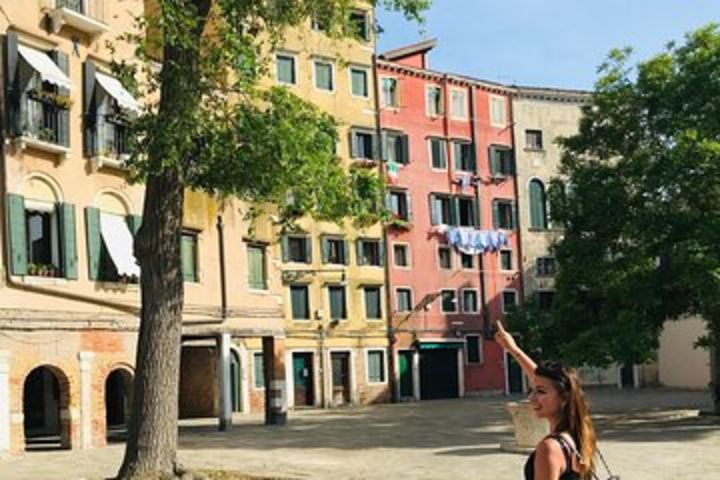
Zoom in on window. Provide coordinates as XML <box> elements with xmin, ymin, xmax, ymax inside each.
<box><xmin>536</xmin><ymin>256</ymin><xmax>556</xmax><ymax>277</ymax></box>
<box><xmin>350</xmin><ymin>128</ymin><xmax>376</xmax><ymax>159</ymax></box>
<box><xmin>181</xmin><ymin>231</ymin><xmax>198</xmax><ymax>283</ymax></box>
<box><xmin>500</xmin><ymin>249</ymin><xmax>513</xmax><ymax>271</ymax></box>
<box><xmin>466</xmin><ymin>335</ymin><xmax>481</xmax><ymax>363</ymax></box>
<box><xmin>290</xmin><ymin>285</ymin><xmax>310</xmax><ymax>320</ymax></box>
<box><xmin>311</xmin><ymin>15</ymin><xmax>327</xmax><ymax>31</ymax></box>
<box><xmin>538</xmin><ymin>291</ymin><xmax>555</xmax><ymax>311</ymax></box>
<box><xmin>253</xmin><ymin>352</ymin><xmax>265</xmax><ymax>389</ymax></box>
<box><xmin>357</xmin><ymin>239</ymin><xmax>383</xmax><ymax>266</ymax></box>
<box><xmin>382</xmin><ymin>131</ymin><xmax>409</xmax><ymax>164</ymax></box>
<box><xmin>393</xmin><ymin>244</ymin><xmax>409</xmax><ymax>267</ymax></box>
<box><xmin>367</xmin><ymin>350</ymin><xmax>386</xmax><ymax>383</ymax></box>
<box><xmin>441</xmin><ymin>289</ymin><xmax>458</xmax><ymax>313</ymax></box>
<box><xmin>283</xmin><ymin>235</ymin><xmax>311</xmax><ymax>263</ymax></box>
<box><xmin>350</xmin><ymin>67</ymin><xmax>369</xmax><ymax>97</ymax></box>
<box><xmin>382</xmin><ymin>77</ymin><xmax>398</xmax><ymax>108</ymax></box>
<box><xmin>450</xmin><ymin>89</ymin><xmax>467</xmax><ymax>118</ymax></box>
<box><xmin>502</xmin><ymin>290</ymin><xmax>518</xmax><ymax>313</ymax></box>
<box><xmin>388</xmin><ymin>190</ymin><xmax>410</xmax><ymax>221</ymax></box>
<box><xmin>438</xmin><ymin>246</ymin><xmax>452</xmax><ymax>269</ymax></box>
<box><xmin>457</xmin><ymin>197</ymin><xmax>478</xmax><ymax>227</ymax></box>
<box><xmin>57</xmin><ymin>0</ymin><xmax>86</xmax><ymax>14</ymax></box>
<box><xmin>25</xmin><ymin>208</ymin><xmax>58</xmax><ymax>273</ymax></box>
<box><xmin>490</xmin><ymin>95</ymin><xmax>506</xmax><ymax>126</ymax></box>
<box><xmin>328</xmin><ymin>285</ymin><xmax>347</xmax><ymax>319</ymax></box>
<box><xmin>462</xmin><ymin>289</ymin><xmax>479</xmax><ymax>313</ymax></box>
<box><xmin>493</xmin><ymin>200</ymin><xmax>516</xmax><ymax>230</ymax></box>
<box><xmin>396</xmin><ymin>288</ymin><xmax>412</xmax><ymax>312</ymax></box>
<box><xmin>529</xmin><ymin>179</ymin><xmax>548</xmax><ymax>229</ymax></box>
<box><xmin>276</xmin><ymin>54</ymin><xmax>296</xmax><ymax>85</ymax></box>
<box><xmin>429</xmin><ymin>138</ymin><xmax>447</xmax><ymax>169</ymax></box>
<box><xmin>364</xmin><ymin>286</ymin><xmax>382</xmax><ymax>319</ymax></box>
<box><xmin>314</xmin><ymin>60</ymin><xmax>334</xmax><ymax>91</ymax></box>
<box><xmin>426</xmin><ymin>85</ymin><xmax>443</xmax><ymax>116</ymax></box>
<box><xmin>460</xmin><ymin>253</ymin><xmax>474</xmax><ymax>269</ymax></box>
<box><xmin>526</xmin><ymin>129</ymin><xmax>543</xmax><ymax>150</ymax></box>
<box><xmin>489</xmin><ymin>146</ymin><xmax>514</xmax><ymax>176</ymax></box>
<box><xmin>453</xmin><ymin>141</ymin><xmax>475</xmax><ymax>172</ymax></box>
<box><xmin>247</xmin><ymin>244</ymin><xmax>267</xmax><ymax>289</ymax></box>
<box><xmin>321</xmin><ymin>236</ymin><xmax>348</xmax><ymax>265</ymax></box>
<box><xmin>349</xmin><ymin>10</ymin><xmax>370</xmax><ymax>41</ymax></box>
<box><xmin>430</xmin><ymin>194</ymin><xmax>452</xmax><ymax>225</ymax></box>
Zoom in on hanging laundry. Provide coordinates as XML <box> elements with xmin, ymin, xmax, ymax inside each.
<box><xmin>445</xmin><ymin>226</ymin><xmax>509</xmax><ymax>254</ymax></box>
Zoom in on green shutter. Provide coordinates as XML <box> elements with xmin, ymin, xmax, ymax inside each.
<box><xmin>83</xmin><ymin>60</ymin><xmax>97</xmax><ymax>156</ymax></box>
<box><xmin>449</xmin><ymin>197</ymin><xmax>459</xmax><ymax>226</ymax></box>
<box><xmin>472</xmin><ymin>198</ymin><xmax>479</xmax><ymax>227</ymax></box>
<box><xmin>181</xmin><ymin>234</ymin><xmax>197</xmax><ymax>282</ymax></box>
<box><xmin>7</xmin><ymin>194</ymin><xmax>27</xmax><ymax>275</ymax></box>
<box><xmin>351</xmin><ymin>69</ymin><xmax>366</xmax><ymax>96</ymax></box>
<box><xmin>429</xmin><ymin>194</ymin><xmax>438</xmax><ymax>225</ymax></box>
<box><xmin>490</xmin><ymin>147</ymin><xmax>500</xmax><ymax>175</ymax></box>
<box><xmin>343</xmin><ymin>239</ymin><xmax>350</xmax><ymax>265</ymax></box>
<box><xmin>365</xmin><ymin>288</ymin><xmax>381</xmax><ymax>319</ymax></box>
<box><xmin>356</xmin><ymin>239</ymin><xmax>365</xmax><ymax>266</ymax></box>
<box><xmin>398</xmin><ymin>134</ymin><xmax>409</xmax><ymax>164</ymax></box>
<box><xmin>321</xmin><ymin>236</ymin><xmax>330</xmax><ymax>264</ymax></box>
<box><xmin>304</xmin><ymin>236</ymin><xmax>312</xmax><ymax>263</ymax></box>
<box><xmin>469</xmin><ymin>144</ymin><xmax>477</xmax><ymax>172</ymax></box>
<box><xmin>126</xmin><ymin>214</ymin><xmax>142</xmax><ymax>236</ymax></box>
<box><xmin>453</xmin><ymin>142</ymin><xmax>461</xmax><ymax>170</ymax></box>
<box><xmin>58</xmin><ymin>203</ymin><xmax>78</xmax><ymax>279</ymax></box>
<box><xmin>380</xmin><ymin>130</ymin><xmax>388</xmax><ymax>161</ymax></box>
<box><xmin>378</xmin><ymin>240</ymin><xmax>385</xmax><ymax>267</ymax></box>
<box><xmin>254</xmin><ymin>353</ymin><xmax>265</xmax><ymax>388</ymax></box>
<box><xmin>248</xmin><ymin>245</ymin><xmax>265</xmax><ymax>289</ymax></box>
<box><xmin>5</xmin><ymin>33</ymin><xmax>20</xmax><ymax>136</ymax></box>
<box><xmin>329</xmin><ymin>286</ymin><xmax>345</xmax><ymax>319</ymax></box>
<box><xmin>85</xmin><ymin>207</ymin><xmax>101</xmax><ymax>280</ymax></box>
<box><xmin>281</xmin><ymin>235</ymin><xmax>289</xmax><ymax>262</ymax></box>
<box><xmin>511</xmin><ymin>204</ymin><xmax>518</xmax><ymax>230</ymax></box>
<box><xmin>290</xmin><ymin>286</ymin><xmax>309</xmax><ymax>319</ymax></box>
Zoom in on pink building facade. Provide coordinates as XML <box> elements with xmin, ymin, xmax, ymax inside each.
<box><xmin>377</xmin><ymin>41</ymin><xmax>522</xmax><ymax>399</ymax></box>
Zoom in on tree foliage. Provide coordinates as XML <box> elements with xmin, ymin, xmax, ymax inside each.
<box><xmin>511</xmin><ymin>25</ymin><xmax>720</xmax><ymax>373</ymax></box>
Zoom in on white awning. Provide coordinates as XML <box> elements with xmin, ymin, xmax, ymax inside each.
<box><xmin>18</xmin><ymin>45</ymin><xmax>72</xmax><ymax>90</ymax></box>
<box><xmin>100</xmin><ymin>213</ymin><xmax>140</xmax><ymax>277</ymax></box>
<box><xmin>96</xmin><ymin>71</ymin><xmax>140</xmax><ymax>112</ymax></box>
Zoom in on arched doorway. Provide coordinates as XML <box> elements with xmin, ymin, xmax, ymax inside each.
<box><xmin>105</xmin><ymin>368</ymin><xmax>133</xmax><ymax>442</ymax></box>
<box><xmin>23</xmin><ymin>366</ymin><xmax>70</xmax><ymax>450</ymax></box>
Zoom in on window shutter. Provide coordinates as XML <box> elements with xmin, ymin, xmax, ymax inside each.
<box><xmin>398</xmin><ymin>134</ymin><xmax>409</xmax><ymax>164</ymax></box>
<box><xmin>469</xmin><ymin>144</ymin><xmax>477</xmax><ymax>172</ymax></box>
<box><xmin>406</xmin><ymin>192</ymin><xmax>413</xmax><ymax>222</ymax></box>
<box><xmin>472</xmin><ymin>198</ymin><xmax>480</xmax><ymax>227</ymax></box>
<box><xmin>281</xmin><ymin>235</ymin><xmax>289</xmax><ymax>262</ymax></box>
<box><xmin>529</xmin><ymin>180</ymin><xmax>542</xmax><ymax>228</ymax></box>
<box><xmin>349</xmin><ymin>130</ymin><xmax>358</xmax><ymax>158</ymax></box>
<box><xmin>343</xmin><ymin>239</ymin><xmax>350</xmax><ymax>265</ymax></box>
<box><xmin>83</xmin><ymin>60</ymin><xmax>97</xmax><ymax>157</ymax></box>
<box><xmin>489</xmin><ymin>147</ymin><xmax>499</xmax><ymax>175</ymax></box>
<box><xmin>5</xmin><ymin>33</ymin><xmax>21</xmax><ymax>136</ymax></box>
<box><xmin>380</xmin><ymin>130</ymin><xmax>388</xmax><ymax>161</ymax></box>
<box><xmin>371</xmin><ymin>132</ymin><xmax>379</xmax><ymax>160</ymax></box>
<box><xmin>356</xmin><ymin>239</ymin><xmax>365</xmax><ymax>266</ymax></box>
<box><xmin>248</xmin><ymin>246</ymin><xmax>265</xmax><ymax>289</ymax></box>
<box><xmin>508</xmin><ymin>150</ymin><xmax>516</xmax><ymax>175</ymax></box>
<box><xmin>429</xmin><ymin>194</ymin><xmax>440</xmax><ymax>225</ymax></box>
<box><xmin>181</xmin><ymin>234</ymin><xmax>196</xmax><ymax>282</ymax></box>
<box><xmin>58</xmin><ymin>203</ymin><xmax>78</xmax><ymax>279</ymax></box>
<box><xmin>304</xmin><ymin>236</ymin><xmax>312</xmax><ymax>263</ymax></box>
<box><xmin>126</xmin><ymin>214</ymin><xmax>143</xmax><ymax>236</ymax></box>
<box><xmin>450</xmin><ymin>197</ymin><xmax>459</xmax><ymax>226</ymax></box>
<box><xmin>453</xmin><ymin>142</ymin><xmax>461</xmax><ymax>170</ymax></box>
<box><xmin>379</xmin><ymin>240</ymin><xmax>385</xmax><ymax>267</ymax></box>
<box><xmin>50</xmin><ymin>50</ymin><xmax>70</xmax><ymax>147</ymax></box>
<box><xmin>85</xmin><ymin>207</ymin><xmax>101</xmax><ymax>280</ymax></box>
<box><xmin>321</xmin><ymin>236</ymin><xmax>330</xmax><ymax>264</ymax></box>
<box><xmin>7</xmin><ymin>193</ymin><xmax>27</xmax><ymax>275</ymax></box>
<box><xmin>511</xmin><ymin>204</ymin><xmax>518</xmax><ymax>230</ymax></box>
<box><xmin>492</xmin><ymin>201</ymin><xmax>500</xmax><ymax>229</ymax></box>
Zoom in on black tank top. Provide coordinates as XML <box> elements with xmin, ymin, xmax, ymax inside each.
<box><xmin>523</xmin><ymin>434</ymin><xmax>581</xmax><ymax>480</ymax></box>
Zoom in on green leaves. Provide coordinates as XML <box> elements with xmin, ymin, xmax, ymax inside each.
<box><xmin>542</xmin><ymin>24</ymin><xmax>720</xmax><ymax>367</ymax></box>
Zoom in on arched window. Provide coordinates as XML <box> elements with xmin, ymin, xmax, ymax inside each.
<box><xmin>529</xmin><ymin>179</ymin><xmax>548</xmax><ymax>229</ymax></box>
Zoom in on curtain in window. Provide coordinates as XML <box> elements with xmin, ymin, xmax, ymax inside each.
<box><xmin>529</xmin><ymin>179</ymin><xmax>548</xmax><ymax>229</ymax></box>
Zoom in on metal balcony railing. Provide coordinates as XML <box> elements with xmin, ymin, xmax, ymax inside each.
<box><xmin>22</xmin><ymin>96</ymin><xmax>63</xmax><ymax>145</ymax></box>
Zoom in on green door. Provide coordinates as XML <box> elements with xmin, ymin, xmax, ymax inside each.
<box><xmin>399</xmin><ymin>351</ymin><xmax>414</xmax><ymax>398</ymax></box>
<box><xmin>292</xmin><ymin>353</ymin><xmax>314</xmax><ymax>407</ymax></box>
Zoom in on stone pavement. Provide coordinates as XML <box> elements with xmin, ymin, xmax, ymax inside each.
<box><xmin>1</xmin><ymin>388</ymin><xmax>718</xmax><ymax>480</ymax></box>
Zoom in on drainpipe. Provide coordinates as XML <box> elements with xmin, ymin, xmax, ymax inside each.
<box><xmin>508</xmin><ymin>92</ymin><xmax>525</xmax><ymax>302</ymax></box>
<box><xmin>216</xmin><ymin>214</ymin><xmax>227</xmax><ymax>319</ymax></box>
<box><xmin>373</xmin><ymin>55</ymin><xmax>398</xmax><ymax>402</ymax></box>
<box><xmin>467</xmin><ymin>83</ymin><xmax>491</xmax><ymax>339</ymax></box>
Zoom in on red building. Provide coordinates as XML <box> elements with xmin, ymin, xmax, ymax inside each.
<box><xmin>377</xmin><ymin>40</ymin><xmax>522</xmax><ymax>399</ymax></box>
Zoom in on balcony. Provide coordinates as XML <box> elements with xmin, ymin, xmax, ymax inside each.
<box><xmin>13</xmin><ymin>93</ymin><xmax>70</xmax><ymax>159</ymax></box>
<box><xmin>92</xmin><ymin>117</ymin><xmax>131</xmax><ymax>170</ymax></box>
<box><xmin>49</xmin><ymin>0</ymin><xmax>109</xmax><ymax>38</ymax></box>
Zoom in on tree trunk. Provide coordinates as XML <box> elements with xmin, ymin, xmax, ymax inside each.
<box><xmin>117</xmin><ymin>1</ymin><xmax>211</xmax><ymax>478</ymax></box>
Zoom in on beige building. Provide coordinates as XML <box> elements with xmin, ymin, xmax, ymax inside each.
<box><xmin>261</xmin><ymin>5</ymin><xmax>391</xmax><ymax>410</ymax></box>
<box><xmin>0</xmin><ymin>0</ymin><xmax>288</xmax><ymax>456</ymax></box>
<box><xmin>658</xmin><ymin>316</ymin><xmax>711</xmax><ymax>389</ymax></box>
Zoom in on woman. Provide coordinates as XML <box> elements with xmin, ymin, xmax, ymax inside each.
<box><xmin>494</xmin><ymin>321</ymin><xmax>597</xmax><ymax>480</ymax></box>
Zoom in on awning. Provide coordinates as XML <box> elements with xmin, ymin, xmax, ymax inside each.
<box><xmin>417</xmin><ymin>341</ymin><xmax>464</xmax><ymax>351</ymax></box>
<box><xmin>18</xmin><ymin>45</ymin><xmax>72</xmax><ymax>90</ymax></box>
<box><xmin>100</xmin><ymin>213</ymin><xmax>140</xmax><ymax>277</ymax></box>
<box><xmin>96</xmin><ymin>71</ymin><xmax>140</xmax><ymax>112</ymax></box>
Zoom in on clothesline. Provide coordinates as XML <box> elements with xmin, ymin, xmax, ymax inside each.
<box><xmin>440</xmin><ymin>226</ymin><xmax>509</xmax><ymax>254</ymax></box>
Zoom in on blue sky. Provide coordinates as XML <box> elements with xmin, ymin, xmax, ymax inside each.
<box><xmin>376</xmin><ymin>0</ymin><xmax>718</xmax><ymax>90</ymax></box>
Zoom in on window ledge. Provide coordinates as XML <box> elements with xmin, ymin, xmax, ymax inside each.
<box><xmin>248</xmin><ymin>288</ymin><xmax>270</xmax><ymax>294</ymax></box>
<box><xmin>49</xmin><ymin>7</ymin><xmax>109</xmax><ymax>37</ymax></box>
<box><xmin>95</xmin><ymin>281</ymin><xmax>139</xmax><ymax>292</ymax></box>
<box><xmin>92</xmin><ymin>155</ymin><xmax>129</xmax><ymax>171</ymax></box>
<box><xmin>10</xmin><ymin>136</ymin><xmax>70</xmax><ymax>160</ymax></box>
<box><xmin>19</xmin><ymin>275</ymin><xmax>69</xmax><ymax>287</ymax></box>
<box><xmin>524</xmin><ymin>147</ymin><xmax>545</xmax><ymax>153</ymax></box>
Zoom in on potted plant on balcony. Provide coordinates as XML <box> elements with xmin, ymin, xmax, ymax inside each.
<box><xmin>27</xmin><ymin>263</ymin><xmax>38</xmax><ymax>276</ymax></box>
<box><xmin>387</xmin><ymin>215</ymin><xmax>412</xmax><ymax>231</ymax></box>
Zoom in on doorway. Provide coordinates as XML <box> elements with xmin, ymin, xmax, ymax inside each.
<box><xmin>398</xmin><ymin>350</ymin><xmax>414</xmax><ymax>399</ymax></box>
<box><xmin>23</xmin><ymin>366</ymin><xmax>70</xmax><ymax>450</ymax></box>
<box><xmin>105</xmin><ymin>369</ymin><xmax>133</xmax><ymax>442</ymax></box>
<box><xmin>292</xmin><ymin>352</ymin><xmax>315</xmax><ymax>407</ymax></box>
<box><xmin>330</xmin><ymin>352</ymin><xmax>351</xmax><ymax>406</ymax></box>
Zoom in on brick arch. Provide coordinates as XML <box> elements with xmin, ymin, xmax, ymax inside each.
<box><xmin>21</xmin><ymin>364</ymin><xmax>74</xmax><ymax>450</ymax></box>
<box><xmin>96</xmin><ymin>362</ymin><xmax>135</xmax><ymax>444</ymax></box>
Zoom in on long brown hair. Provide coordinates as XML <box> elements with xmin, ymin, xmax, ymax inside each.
<box><xmin>536</xmin><ymin>363</ymin><xmax>597</xmax><ymax>479</ymax></box>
